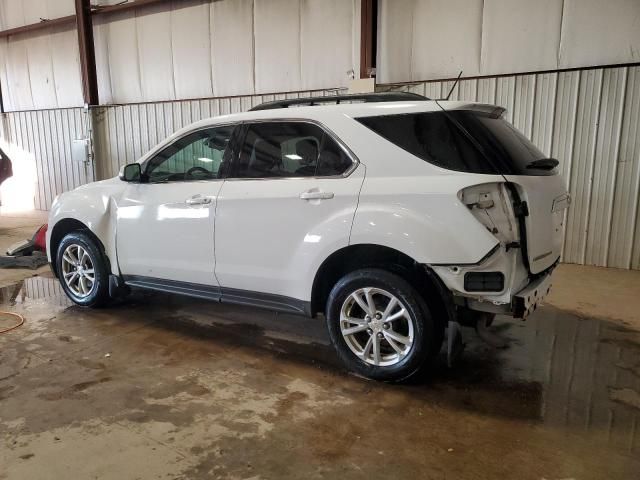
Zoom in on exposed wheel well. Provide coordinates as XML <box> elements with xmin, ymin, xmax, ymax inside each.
<box><xmin>311</xmin><ymin>244</ymin><xmax>451</xmax><ymax>327</ymax></box>
<box><xmin>49</xmin><ymin>219</ymin><xmax>110</xmax><ymax>276</ymax></box>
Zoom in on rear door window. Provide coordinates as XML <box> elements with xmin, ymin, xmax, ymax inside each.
<box><xmin>231</xmin><ymin>122</ymin><xmax>353</xmax><ymax>178</ymax></box>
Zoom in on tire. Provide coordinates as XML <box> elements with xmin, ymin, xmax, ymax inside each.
<box><xmin>325</xmin><ymin>268</ymin><xmax>444</xmax><ymax>382</ymax></box>
<box><xmin>56</xmin><ymin>231</ymin><xmax>111</xmax><ymax>307</ymax></box>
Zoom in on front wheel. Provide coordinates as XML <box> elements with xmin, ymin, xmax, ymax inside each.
<box><xmin>57</xmin><ymin>231</ymin><xmax>110</xmax><ymax>307</ymax></box>
<box><xmin>325</xmin><ymin>268</ymin><xmax>443</xmax><ymax>382</ymax></box>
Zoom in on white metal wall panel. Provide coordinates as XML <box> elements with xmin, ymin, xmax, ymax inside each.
<box><xmin>0</xmin><ymin>59</ymin><xmax>636</xmax><ymax>270</ymax></box>
<box><xmin>1</xmin><ymin>35</ymin><xmax>34</xmax><ymax>110</ymax></box>
<box><xmin>25</xmin><ymin>33</ymin><xmax>58</xmax><ymax>108</ymax></box>
<box><xmin>136</xmin><ymin>3</ymin><xmax>175</xmax><ymax>102</ymax></box>
<box><xmin>0</xmin><ymin>107</ymin><xmax>93</xmax><ymax>210</ymax></box>
<box><xmin>495</xmin><ymin>77</ymin><xmax>516</xmax><ymax>123</ymax></box>
<box><xmin>585</xmin><ymin>68</ymin><xmax>627</xmax><ymax>266</ymax></box>
<box><xmin>531</xmin><ymin>73</ymin><xmax>558</xmax><ymax>157</ymax></box>
<box><xmin>171</xmin><ymin>0</ymin><xmax>212</xmax><ymax>99</ymax></box>
<box><xmin>48</xmin><ymin>27</ymin><xmax>83</xmax><ymax>108</ymax></box>
<box><xmin>384</xmin><ymin>65</ymin><xmax>640</xmax><ymax>269</ymax></box>
<box><xmin>377</xmin><ymin>0</ymin><xmax>413</xmax><ymax>83</ymax></box>
<box><xmin>477</xmin><ymin>77</ymin><xmax>497</xmax><ymax>105</ymax></box>
<box><xmin>551</xmin><ymin>71</ymin><xmax>580</xmax><ymax>184</ymax></box>
<box><xmin>95</xmin><ymin>11</ymin><xmax>143</xmax><ymax>104</ymax></box>
<box><xmin>562</xmin><ymin>69</ymin><xmax>602</xmax><ymax>265</ymax></box>
<box><xmin>512</xmin><ymin>75</ymin><xmax>535</xmax><ymax>138</ymax></box>
<box><xmin>300</xmin><ymin>0</ymin><xmax>354</xmax><ymax>91</ymax></box>
<box><xmin>378</xmin><ymin>0</ymin><xmax>640</xmax><ymax>83</ymax></box>
<box><xmin>211</xmin><ymin>0</ymin><xmax>254</xmax><ymax>97</ymax></box>
<box><xmin>0</xmin><ymin>0</ymin><xmax>82</xmax><ymax>110</ymax></box>
<box><xmin>481</xmin><ymin>0</ymin><xmax>563</xmax><ymax>75</ymax></box>
<box><xmin>92</xmin><ymin>0</ymin><xmax>356</xmax><ymax>104</ymax></box>
<box><xmin>411</xmin><ymin>0</ymin><xmax>482</xmax><ymax>81</ymax></box>
<box><xmin>560</xmin><ymin>0</ymin><xmax>640</xmax><ymax>69</ymax></box>
<box><xmin>611</xmin><ymin>67</ymin><xmax>640</xmax><ymax>270</ymax></box>
<box><xmin>254</xmin><ymin>0</ymin><xmax>301</xmax><ymax>93</ymax></box>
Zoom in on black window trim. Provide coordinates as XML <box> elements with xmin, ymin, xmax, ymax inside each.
<box><xmin>224</xmin><ymin>118</ymin><xmax>360</xmax><ymax>181</ymax></box>
<box><xmin>140</xmin><ymin>122</ymin><xmax>239</xmax><ymax>184</ymax></box>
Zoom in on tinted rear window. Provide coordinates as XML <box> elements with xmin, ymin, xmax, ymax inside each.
<box><xmin>356</xmin><ymin>110</ymin><xmax>554</xmax><ymax>176</ymax></box>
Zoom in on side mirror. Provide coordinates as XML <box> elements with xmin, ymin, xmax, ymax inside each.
<box><xmin>120</xmin><ymin>163</ymin><xmax>141</xmax><ymax>182</ymax></box>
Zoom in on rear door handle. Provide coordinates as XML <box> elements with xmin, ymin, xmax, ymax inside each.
<box><xmin>185</xmin><ymin>195</ymin><xmax>213</xmax><ymax>206</ymax></box>
<box><xmin>299</xmin><ymin>191</ymin><xmax>334</xmax><ymax>200</ymax></box>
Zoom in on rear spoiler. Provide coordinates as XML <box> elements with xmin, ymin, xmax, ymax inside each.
<box><xmin>442</xmin><ymin>103</ymin><xmax>506</xmax><ymax>119</ymax></box>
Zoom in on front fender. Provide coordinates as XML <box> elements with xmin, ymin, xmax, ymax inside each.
<box><xmin>47</xmin><ymin>178</ymin><xmax>125</xmax><ymax>271</ymax></box>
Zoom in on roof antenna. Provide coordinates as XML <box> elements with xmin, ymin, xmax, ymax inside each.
<box><xmin>445</xmin><ymin>71</ymin><xmax>463</xmax><ymax>100</ymax></box>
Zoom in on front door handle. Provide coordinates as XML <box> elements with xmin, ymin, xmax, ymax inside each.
<box><xmin>185</xmin><ymin>195</ymin><xmax>213</xmax><ymax>206</ymax></box>
<box><xmin>299</xmin><ymin>191</ymin><xmax>334</xmax><ymax>200</ymax></box>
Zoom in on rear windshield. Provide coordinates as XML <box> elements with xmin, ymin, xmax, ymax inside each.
<box><xmin>356</xmin><ymin>110</ymin><xmax>555</xmax><ymax>176</ymax></box>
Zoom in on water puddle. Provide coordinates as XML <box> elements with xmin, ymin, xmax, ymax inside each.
<box><xmin>1</xmin><ymin>275</ymin><xmax>638</xmax><ymax>456</ymax></box>
<box><xmin>0</xmin><ymin>274</ymin><xmax>71</xmax><ymax>308</ymax></box>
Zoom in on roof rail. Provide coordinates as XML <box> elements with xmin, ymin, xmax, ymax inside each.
<box><xmin>249</xmin><ymin>92</ymin><xmax>429</xmax><ymax>111</ymax></box>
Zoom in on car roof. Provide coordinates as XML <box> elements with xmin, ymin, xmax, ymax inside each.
<box><xmin>186</xmin><ymin>99</ymin><xmax>480</xmax><ymax>128</ymax></box>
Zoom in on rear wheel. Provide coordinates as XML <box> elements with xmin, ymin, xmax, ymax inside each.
<box><xmin>57</xmin><ymin>231</ymin><xmax>110</xmax><ymax>307</ymax></box>
<box><xmin>326</xmin><ymin>268</ymin><xmax>443</xmax><ymax>382</ymax></box>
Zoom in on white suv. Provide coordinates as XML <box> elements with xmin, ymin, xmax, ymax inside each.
<box><xmin>47</xmin><ymin>93</ymin><xmax>569</xmax><ymax>381</ymax></box>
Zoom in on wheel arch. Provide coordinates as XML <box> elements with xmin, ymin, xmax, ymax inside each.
<box><xmin>49</xmin><ymin>218</ymin><xmax>111</xmax><ymax>277</ymax></box>
<box><xmin>310</xmin><ymin>243</ymin><xmax>452</xmax><ymax>327</ymax></box>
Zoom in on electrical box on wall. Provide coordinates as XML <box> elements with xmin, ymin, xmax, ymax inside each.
<box><xmin>348</xmin><ymin>78</ymin><xmax>376</xmax><ymax>94</ymax></box>
<box><xmin>72</xmin><ymin>139</ymin><xmax>90</xmax><ymax>164</ymax></box>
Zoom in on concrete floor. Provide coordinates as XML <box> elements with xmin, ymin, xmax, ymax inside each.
<box><xmin>1</xmin><ymin>213</ymin><xmax>639</xmax><ymax>479</ymax></box>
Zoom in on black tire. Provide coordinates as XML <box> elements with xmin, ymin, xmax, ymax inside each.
<box><xmin>325</xmin><ymin>268</ymin><xmax>443</xmax><ymax>382</ymax></box>
<box><xmin>56</xmin><ymin>231</ymin><xmax>111</xmax><ymax>307</ymax></box>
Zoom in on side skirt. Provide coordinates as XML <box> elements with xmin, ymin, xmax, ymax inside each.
<box><xmin>122</xmin><ymin>275</ymin><xmax>311</xmax><ymax>316</ymax></box>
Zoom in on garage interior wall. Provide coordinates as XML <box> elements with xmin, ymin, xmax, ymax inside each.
<box><xmin>0</xmin><ymin>0</ymin><xmax>360</xmax><ymax>109</ymax></box>
<box><xmin>0</xmin><ymin>0</ymin><xmax>638</xmax><ymax>271</ymax></box>
<box><xmin>377</xmin><ymin>0</ymin><xmax>640</xmax><ymax>270</ymax></box>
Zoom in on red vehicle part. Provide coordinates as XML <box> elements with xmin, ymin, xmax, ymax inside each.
<box><xmin>33</xmin><ymin>224</ymin><xmax>47</xmax><ymax>253</ymax></box>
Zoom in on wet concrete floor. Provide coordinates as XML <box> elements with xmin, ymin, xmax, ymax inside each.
<box><xmin>0</xmin><ymin>274</ymin><xmax>639</xmax><ymax>479</ymax></box>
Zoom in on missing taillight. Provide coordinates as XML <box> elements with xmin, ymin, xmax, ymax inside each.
<box><xmin>464</xmin><ymin>272</ymin><xmax>504</xmax><ymax>292</ymax></box>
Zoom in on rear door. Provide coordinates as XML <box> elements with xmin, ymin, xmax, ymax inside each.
<box><xmin>214</xmin><ymin>120</ymin><xmax>364</xmax><ymax>305</ymax></box>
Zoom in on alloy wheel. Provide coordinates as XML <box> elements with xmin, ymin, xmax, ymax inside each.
<box><xmin>339</xmin><ymin>287</ymin><xmax>415</xmax><ymax>366</ymax></box>
<box><xmin>61</xmin><ymin>244</ymin><xmax>96</xmax><ymax>298</ymax></box>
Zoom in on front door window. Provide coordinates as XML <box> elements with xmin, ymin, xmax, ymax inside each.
<box><xmin>144</xmin><ymin>125</ymin><xmax>235</xmax><ymax>182</ymax></box>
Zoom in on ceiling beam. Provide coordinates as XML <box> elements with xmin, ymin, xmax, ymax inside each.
<box><xmin>0</xmin><ymin>0</ymin><xmax>174</xmax><ymax>39</ymax></box>
<box><xmin>360</xmin><ymin>0</ymin><xmax>378</xmax><ymax>79</ymax></box>
<box><xmin>75</xmin><ymin>0</ymin><xmax>99</xmax><ymax>105</ymax></box>
<box><xmin>91</xmin><ymin>0</ymin><xmax>173</xmax><ymax>17</ymax></box>
<box><xmin>0</xmin><ymin>15</ymin><xmax>75</xmax><ymax>38</ymax></box>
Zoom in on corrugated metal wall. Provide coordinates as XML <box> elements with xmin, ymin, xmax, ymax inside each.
<box><xmin>0</xmin><ymin>107</ymin><xmax>93</xmax><ymax>210</ymax></box>
<box><xmin>385</xmin><ymin>65</ymin><xmax>640</xmax><ymax>270</ymax></box>
<box><xmin>1</xmin><ymin>65</ymin><xmax>638</xmax><ymax>270</ymax></box>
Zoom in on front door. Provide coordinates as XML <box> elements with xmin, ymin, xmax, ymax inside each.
<box><xmin>214</xmin><ymin>121</ymin><xmax>364</xmax><ymax>304</ymax></box>
<box><xmin>116</xmin><ymin>125</ymin><xmax>236</xmax><ymax>288</ymax></box>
